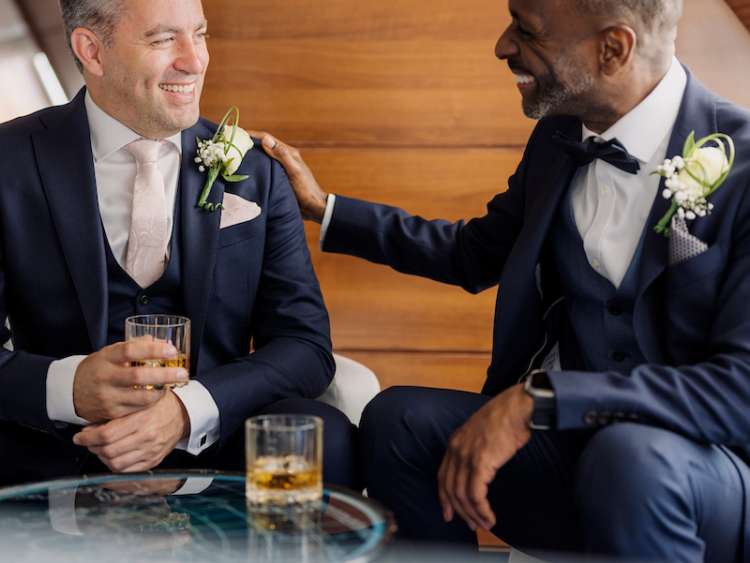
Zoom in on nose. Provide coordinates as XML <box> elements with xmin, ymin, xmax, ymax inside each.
<box><xmin>495</xmin><ymin>25</ymin><xmax>518</xmax><ymax>60</ymax></box>
<box><xmin>175</xmin><ymin>37</ymin><xmax>207</xmax><ymax>76</ymax></box>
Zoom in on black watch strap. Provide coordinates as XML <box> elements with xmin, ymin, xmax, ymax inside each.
<box><xmin>524</xmin><ymin>370</ymin><xmax>557</xmax><ymax>430</ymax></box>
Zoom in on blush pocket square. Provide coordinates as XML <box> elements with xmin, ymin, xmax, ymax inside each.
<box><xmin>669</xmin><ymin>216</ymin><xmax>708</xmax><ymax>266</ymax></box>
<box><xmin>220</xmin><ymin>193</ymin><xmax>261</xmax><ymax>229</ymax></box>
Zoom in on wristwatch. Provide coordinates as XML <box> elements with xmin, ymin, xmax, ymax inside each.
<box><xmin>523</xmin><ymin>369</ymin><xmax>557</xmax><ymax>430</ymax></box>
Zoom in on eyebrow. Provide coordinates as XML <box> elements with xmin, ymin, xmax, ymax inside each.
<box><xmin>509</xmin><ymin>9</ymin><xmax>537</xmax><ymax>31</ymax></box>
<box><xmin>144</xmin><ymin>20</ymin><xmax>208</xmax><ymax>38</ymax></box>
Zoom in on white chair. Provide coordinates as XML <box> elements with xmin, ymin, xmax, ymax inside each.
<box><xmin>317</xmin><ymin>354</ymin><xmax>380</xmax><ymax>426</ymax></box>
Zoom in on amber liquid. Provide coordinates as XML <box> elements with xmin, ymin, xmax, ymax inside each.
<box><xmin>130</xmin><ymin>354</ymin><xmax>189</xmax><ymax>389</ymax></box>
<box><xmin>246</xmin><ymin>455</ymin><xmax>322</xmax><ymax>506</ymax></box>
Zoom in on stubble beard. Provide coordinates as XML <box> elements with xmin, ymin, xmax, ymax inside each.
<box><xmin>522</xmin><ymin>51</ymin><xmax>596</xmax><ymax>120</ymax></box>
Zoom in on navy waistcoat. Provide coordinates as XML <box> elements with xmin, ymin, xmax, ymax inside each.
<box><xmin>551</xmin><ymin>190</ymin><xmax>647</xmax><ymax>373</ymax></box>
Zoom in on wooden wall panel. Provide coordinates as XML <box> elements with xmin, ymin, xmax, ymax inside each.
<box><xmin>200</xmin><ymin>0</ymin><xmax>750</xmax><ymax>394</ymax></box>
<box><xmin>678</xmin><ymin>0</ymin><xmax>750</xmax><ymax>109</ymax></box>
<box><xmin>202</xmin><ymin>1</ymin><xmax>533</xmax><ymax>147</ymax></box>
<box><xmin>300</xmin><ymin>147</ymin><xmax>520</xmax><ymax>352</ymax></box>
<box><xmin>345</xmin><ymin>352</ymin><xmax>491</xmax><ymax>393</ymax></box>
<box><xmin>727</xmin><ymin>0</ymin><xmax>750</xmax><ymax>31</ymax></box>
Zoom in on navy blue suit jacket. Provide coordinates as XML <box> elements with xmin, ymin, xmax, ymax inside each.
<box><xmin>0</xmin><ymin>89</ymin><xmax>334</xmax><ymax>449</ymax></box>
<box><xmin>324</xmin><ymin>70</ymin><xmax>750</xmax><ymax>544</ymax></box>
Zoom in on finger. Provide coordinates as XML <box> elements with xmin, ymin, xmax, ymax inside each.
<box><xmin>99</xmin><ymin>449</ymin><xmax>149</xmax><ymax>473</ymax></box>
<box><xmin>112</xmin><ymin>365</ymin><xmax>188</xmax><ymax>389</ymax></box>
<box><xmin>89</xmin><ymin>430</ymin><xmax>143</xmax><ymax>462</ymax></box>
<box><xmin>444</xmin><ymin>453</ymin><xmax>476</xmax><ymax>530</ymax></box>
<box><xmin>246</xmin><ymin>130</ymin><xmax>276</xmax><ymax>151</ymax></box>
<box><xmin>116</xmin><ymin>460</ymin><xmax>161</xmax><ymax>474</ymax></box>
<box><xmin>251</xmin><ymin>135</ymin><xmax>303</xmax><ymax>172</ymax></box>
<box><xmin>452</xmin><ymin>458</ymin><xmax>480</xmax><ymax>531</ymax></box>
<box><xmin>437</xmin><ymin>456</ymin><xmax>454</xmax><ymax>523</ymax></box>
<box><xmin>74</xmin><ymin>415</ymin><xmax>140</xmax><ymax>447</ymax></box>
<box><xmin>468</xmin><ymin>467</ymin><xmax>496</xmax><ymax>530</ymax></box>
<box><xmin>103</xmin><ymin>339</ymin><xmax>179</xmax><ymax>366</ymax></box>
<box><xmin>116</xmin><ymin>386</ymin><xmax>166</xmax><ymax>408</ymax></box>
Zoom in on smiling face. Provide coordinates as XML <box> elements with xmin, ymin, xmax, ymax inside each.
<box><xmin>86</xmin><ymin>0</ymin><xmax>209</xmax><ymax>139</ymax></box>
<box><xmin>495</xmin><ymin>0</ymin><xmax>601</xmax><ymax>120</ymax></box>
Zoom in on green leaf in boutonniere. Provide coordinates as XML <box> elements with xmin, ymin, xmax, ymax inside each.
<box><xmin>194</xmin><ymin>106</ymin><xmax>254</xmax><ymax>212</ymax></box>
<box><xmin>652</xmin><ymin>131</ymin><xmax>735</xmax><ymax>237</ymax></box>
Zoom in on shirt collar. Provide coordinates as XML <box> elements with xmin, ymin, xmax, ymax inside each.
<box><xmin>582</xmin><ymin>57</ymin><xmax>687</xmax><ymax>164</ymax></box>
<box><xmin>84</xmin><ymin>90</ymin><xmax>182</xmax><ymax>162</ymax></box>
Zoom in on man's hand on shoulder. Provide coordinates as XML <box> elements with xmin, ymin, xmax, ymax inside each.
<box><xmin>248</xmin><ymin>130</ymin><xmax>328</xmax><ymax>223</ymax></box>
<box><xmin>72</xmin><ymin>338</ymin><xmax>189</xmax><ymax>422</ymax></box>
<box><xmin>437</xmin><ymin>384</ymin><xmax>533</xmax><ymax>531</ymax></box>
<box><xmin>73</xmin><ymin>390</ymin><xmax>190</xmax><ymax>473</ymax></box>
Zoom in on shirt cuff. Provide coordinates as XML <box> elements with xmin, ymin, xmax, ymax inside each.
<box><xmin>46</xmin><ymin>355</ymin><xmax>89</xmax><ymax>426</ymax></box>
<box><xmin>172</xmin><ymin>381</ymin><xmax>220</xmax><ymax>455</ymax></box>
<box><xmin>172</xmin><ymin>477</ymin><xmax>214</xmax><ymax>495</ymax></box>
<box><xmin>319</xmin><ymin>193</ymin><xmax>337</xmax><ymax>250</ymax></box>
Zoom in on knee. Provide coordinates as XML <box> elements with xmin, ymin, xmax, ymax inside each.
<box><xmin>576</xmin><ymin>424</ymin><xmax>690</xmax><ymax>517</ymax></box>
<box><xmin>360</xmin><ymin>387</ymin><xmax>437</xmax><ymax>456</ymax></box>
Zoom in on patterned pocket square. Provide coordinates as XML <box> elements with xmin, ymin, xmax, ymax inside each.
<box><xmin>669</xmin><ymin>216</ymin><xmax>708</xmax><ymax>266</ymax></box>
<box><xmin>220</xmin><ymin>193</ymin><xmax>261</xmax><ymax>229</ymax></box>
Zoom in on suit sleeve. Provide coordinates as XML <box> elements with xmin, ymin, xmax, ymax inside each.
<box><xmin>550</xmin><ymin>181</ymin><xmax>750</xmax><ymax>448</ymax></box>
<box><xmin>0</xmin><ymin>251</ymin><xmax>61</xmax><ymax>433</ymax></box>
<box><xmin>321</xmin><ymin>139</ymin><xmax>539</xmax><ymax>295</ymax></box>
<box><xmin>195</xmin><ymin>162</ymin><xmax>335</xmax><ymax>449</ymax></box>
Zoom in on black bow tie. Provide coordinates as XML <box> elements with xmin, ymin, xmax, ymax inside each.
<box><xmin>552</xmin><ymin>132</ymin><xmax>641</xmax><ymax>175</ymax></box>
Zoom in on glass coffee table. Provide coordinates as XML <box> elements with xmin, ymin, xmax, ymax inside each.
<box><xmin>0</xmin><ymin>470</ymin><xmax>395</xmax><ymax>562</ymax></box>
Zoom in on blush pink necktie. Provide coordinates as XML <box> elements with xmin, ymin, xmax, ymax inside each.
<box><xmin>125</xmin><ymin>139</ymin><xmax>170</xmax><ymax>288</ymax></box>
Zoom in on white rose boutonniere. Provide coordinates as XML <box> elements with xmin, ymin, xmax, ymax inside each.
<box><xmin>653</xmin><ymin>131</ymin><xmax>735</xmax><ymax>236</ymax></box>
<box><xmin>195</xmin><ymin>106</ymin><xmax>254</xmax><ymax>212</ymax></box>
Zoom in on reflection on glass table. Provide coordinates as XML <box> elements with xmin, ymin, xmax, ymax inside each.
<box><xmin>0</xmin><ymin>470</ymin><xmax>394</xmax><ymax>562</ymax></box>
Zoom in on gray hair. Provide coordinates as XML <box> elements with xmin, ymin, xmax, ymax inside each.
<box><xmin>571</xmin><ymin>0</ymin><xmax>683</xmax><ymax>32</ymax></box>
<box><xmin>570</xmin><ymin>0</ymin><xmax>682</xmax><ymax>63</ymax></box>
<box><xmin>58</xmin><ymin>0</ymin><xmax>124</xmax><ymax>70</ymax></box>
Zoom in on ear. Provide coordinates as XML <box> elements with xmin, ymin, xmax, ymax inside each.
<box><xmin>70</xmin><ymin>27</ymin><xmax>106</xmax><ymax>77</ymax></box>
<box><xmin>598</xmin><ymin>25</ymin><xmax>637</xmax><ymax>76</ymax></box>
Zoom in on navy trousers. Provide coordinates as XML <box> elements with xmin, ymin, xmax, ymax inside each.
<box><xmin>360</xmin><ymin>386</ymin><xmax>746</xmax><ymax>562</ymax></box>
<box><xmin>0</xmin><ymin>398</ymin><xmax>359</xmax><ymax>490</ymax></box>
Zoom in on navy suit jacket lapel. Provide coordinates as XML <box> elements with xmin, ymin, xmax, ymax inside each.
<box><xmin>505</xmin><ymin>120</ymin><xmax>579</xmax><ymax>293</ymax></box>
<box><xmin>32</xmin><ymin>89</ymin><xmax>108</xmax><ymax>350</ymax></box>
<box><xmin>180</xmin><ymin>122</ymin><xmax>223</xmax><ymax>372</ymax></box>
<box><xmin>636</xmin><ymin>69</ymin><xmax>718</xmax><ymax>302</ymax></box>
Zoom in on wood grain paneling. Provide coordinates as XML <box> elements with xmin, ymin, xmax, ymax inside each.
<box><xmin>726</xmin><ymin>0</ymin><xmax>750</xmax><ymax>31</ymax></box>
<box><xmin>198</xmin><ymin>0</ymin><xmax>750</xmax><ymax>394</ymax></box>
<box><xmin>344</xmin><ymin>351</ymin><xmax>491</xmax><ymax>392</ymax></box>
<box><xmin>299</xmin><ymin>147</ymin><xmax>520</xmax><ymax>351</ymax></box>
<box><xmin>202</xmin><ymin>0</ymin><xmax>534</xmax><ymax>147</ymax></box>
<box><xmin>678</xmin><ymin>0</ymin><xmax>750</xmax><ymax>109</ymax></box>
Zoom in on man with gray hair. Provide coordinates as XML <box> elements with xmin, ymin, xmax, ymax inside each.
<box><xmin>0</xmin><ymin>0</ymin><xmax>358</xmax><ymax>490</ymax></box>
<box><xmin>254</xmin><ymin>0</ymin><xmax>750</xmax><ymax>559</ymax></box>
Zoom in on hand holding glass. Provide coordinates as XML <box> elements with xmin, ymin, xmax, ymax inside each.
<box><xmin>124</xmin><ymin>315</ymin><xmax>190</xmax><ymax>390</ymax></box>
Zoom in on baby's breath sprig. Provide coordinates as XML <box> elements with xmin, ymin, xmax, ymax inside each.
<box><xmin>195</xmin><ymin>106</ymin><xmax>253</xmax><ymax>212</ymax></box>
<box><xmin>653</xmin><ymin>131</ymin><xmax>735</xmax><ymax>237</ymax></box>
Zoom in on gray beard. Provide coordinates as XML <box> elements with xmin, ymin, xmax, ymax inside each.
<box><xmin>523</xmin><ymin>55</ymin><xmax>595</xmax><ymax>120</ymax></box>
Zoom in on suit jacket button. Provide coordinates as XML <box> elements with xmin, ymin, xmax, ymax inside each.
<box><xmin>138</xmin><ymin>294</ymin><xmax>151</xmax><ymax>306</ymax></box>
<box><xmin>607</xmin><ymin>301</ymin><xmax>623</xmax><ymax>316</ymax></box>
<box><xmin>584</xmin><ymin>411</ymin><xmax>597</xmax><ymax>426</ymax></box>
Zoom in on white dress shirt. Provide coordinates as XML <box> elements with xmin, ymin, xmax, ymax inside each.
<box><xmin>320</xmin><ymin>58</ymin><xmax>687</xmax><ymax>290</ymax></box>
<box><xmin>45</xmin><ymin>92</ymin><xmax>220</xmax><ymax>456</ymax></box>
